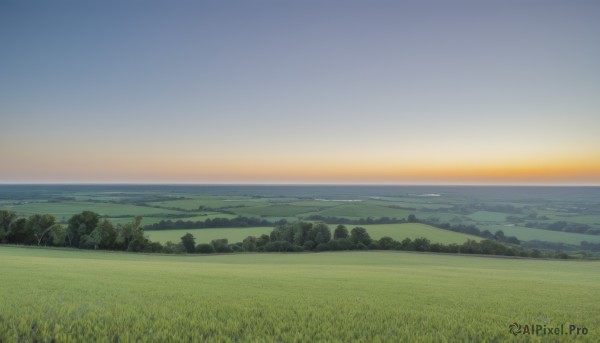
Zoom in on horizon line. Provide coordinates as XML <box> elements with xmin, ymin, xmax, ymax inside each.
<box><xmin>1</xmin><ymin>182</ymin><xmax>599</xmax><ymax>187</ymax></box>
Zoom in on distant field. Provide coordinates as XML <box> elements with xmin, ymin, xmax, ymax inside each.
<box><xmin>361</xmin><ymin>223</ymin><xmax>482</xmax><ymax>244</ymax></box>
<box><xmin>303</xmin><ymin>203</ymin><xmax>410</xmax><ymax>219</ymax></box>
<box><xmin>480</xmin><ymin>224</ymin><xmax>600</xmax><ymax>245</ymax></box>
<box><xmin>232</xmin><ymin>204</ymin><xmax>315</xmax><ymax>217</ymax></box>
<box><xmin>467</xmin><ymin>211</ymin><xmax>508</xmax><ymax>222</ymax></box>
<box><xmin>145</xmin><ymin>223</ymin><xmax>480</xmax><ymax>246</ymax></box>
<box><xmin>2</xmin><ymin>185</ymin><xmax>599</xmax><ymax>251</ymax></box>
<box><xmin>0</xmin><ymin>202</ymin><xmax>183</xmax><ymax>219</ymax></box>
<box><xmin>147</xmin><ymin>227</ymin><xmax>274</xmax><ymax>244</ymax></box>
<box><xmin>148</xmin><ymin>198</ymin><xmax>268</xmax><ymax>210</ymax></box>
<box><xmin>1</xmin><ymin>247</ymin><xmax>597</xmax><ymax>342</ymax></box>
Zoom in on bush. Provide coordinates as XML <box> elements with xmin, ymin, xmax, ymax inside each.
<box><xmin>196</xmin><ymin>243</ymin><xmax>215</xmax><ymax>254</ymax></box>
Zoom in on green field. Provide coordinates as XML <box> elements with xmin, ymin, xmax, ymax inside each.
<box><xmin>148</xmin><ymin>198</ymin><xmax>268</xmax><ymax>210</ymax></box>
<box><xmin>232</xmin><ymin>204</ymin><xmax>315</xmax><ymax>217</ymax></box>
<box><xmin>145</xmin><ymin>223</ymin><xmax>482</xmax><ymax>246</ymax></box>
<box><xmin>1</xmin><ymin>246</ymin><xmax>597</xmax><ymax>342</ymax></box>
<box><xmin>0</xmin><ymin>202</ymin><xmax>183</xmax><ymax>219</ymax></box>
<box><xmin>2</xmin><ymin>185</ymin><xmax>599</xmax><ymax>254</ymax></box>
<box><xmin>480</xmin><ymin>224</ymin><xmax>600</xmax><ymax>245</ymax></box>
<box><xmin>467</xmin><ymin>211</ymin><xmax>508</xmax><ymax>222</ymax></box>
<box><xmin>362</xmin><ymin>223</ymin><xmax>482</xmax><ymax>244</ymax></box>
<box><xmin>147</xmin><ymin>227</ymin><xmax>273</xmax><ymax>244</ymax></box>
<box><xmin>303</xmin><ymin>203</ymin><xmax>410</xmax><ymax>219</ymax></box>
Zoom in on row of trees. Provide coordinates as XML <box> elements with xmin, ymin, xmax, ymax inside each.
<box><xmin>176</xmin><ymin>221</ymin><xmax>553</xmax><ymax>258</ymax></box>
<box><xmin>143</xmin><ymin>216</ymin><xmax>286</xmax><ymax>230</ymax></box>
<box><xmin>421</xmin><ymin>219</ymin><xmax>521</xmax><ymax>244</ymax></box>
<box><xmin>0</xmin><ymin>210</ymin><xmax>562</xmax><ymax>258</ymax></box>
<box><xmin>0</xmin><ymin>210</ymin><xmax>161</xmax><ymax>252</ymax></box>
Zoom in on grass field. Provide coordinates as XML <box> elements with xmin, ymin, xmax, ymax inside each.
<box><xmin>232</xmin><ymin>204</ymin><xmax>315</xmax><ymax>217</ymax></box>
<box><xmin>303</xmin><ymin>203</ymin><xmax>411</xmax><ymax>219</ymax></box>
<box><xmin>480</xmin><ymin>224</ymin><xmax>600</xmax><ymax>245</ymax></box>
<box><xmin>145</xmin><ymin>223</ymin><xmax>482</xmax><ymax>246</ymax></box>
<box><xmin>147</xmin><ymin>227</ymin><xmax>273</xmax><ymax>244</ymax></box>
<box><xmin>361</xmin><ymin>223</ymin><xmax>482</xmax><ymax>244</ymax></box>
<box><xmin>148</xmin><ymin>198</ymin><xmax>268</xmax><ymax>210</ymax></box>
<box><xmin>466</xmin><ymin>211</ymin><xmax>508</xmax><ymax>222</ymax></box>
<box><xmin>0</xmin><ymin>202</ymin><xmax>183</xmax><ymax>219</ymax></box>
<box><xmin>1</xmin><ymin>246</ymin><xmax>597</xmax><ymax>342</ymax></box>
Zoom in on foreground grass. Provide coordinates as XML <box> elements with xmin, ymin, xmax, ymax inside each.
<box><xmin>0</xmin><ymin>247</ymin><xmax>598</xmax><ymax>342</ymax></box>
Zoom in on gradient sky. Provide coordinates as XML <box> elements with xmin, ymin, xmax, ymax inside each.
<box><xmin>1</xmin><ymin>0</ymin><xmax>599</xmax><ymax>184</ymax></box>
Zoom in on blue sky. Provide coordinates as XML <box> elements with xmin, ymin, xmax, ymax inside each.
<box><xmin>1</xmin><ymin>1</ymin><xmax>599</xmax><ymax>184</ymax></box>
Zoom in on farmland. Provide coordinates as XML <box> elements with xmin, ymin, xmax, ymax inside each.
<box><xmin>144</xmin><ymin>223</ymin><xmax>481</xmax><ymax>246</ymax></box>
<box><xmin>1</xmin><ymin>246</ymin><xmax>598</xmax><ymax>342</ymax></box>
<box><xmin>2</xmin><ymin>185</ymin><xmax>600</xmax><ymax>254</ymax></box>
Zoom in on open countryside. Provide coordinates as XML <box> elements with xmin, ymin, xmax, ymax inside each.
<box><xmin>1</xmin><ymin>246</ymin><xmax>598</xmax><ymax>342</ymax></box>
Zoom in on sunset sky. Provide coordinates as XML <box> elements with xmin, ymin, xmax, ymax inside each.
<box><xmin>1</xmin><ymin>1</ymin><xmax>599</xmax><ymax>185</ymax></box>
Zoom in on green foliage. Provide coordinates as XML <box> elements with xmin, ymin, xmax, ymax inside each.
<box><xmin>211</xmin><ymin>239</ymin><xmax>232</xmax><ymax>253</ymax></box>
<box><xmin>68</xmin><ymin>211</ymin><xmax>100</xmax><ymax>247</ymax></box>
<box><xmin>333</xmin><ymin>224</ymin><xmax>349</xmax><ymax>239</ymax></box>
<box><xmin>0</xmin><ymin>210</ymin><xmax>17</xmax><ymax>242</ymax></box>
<box><xmin>350</xmin><ymin>227</ymin><xmax>372</xmax><ymax>246</ymax></box>
<box><xmin>115</xmin><ymin>216</ymin><xmax>147</xmax><ymax>252</ymax></box>
<box><xmin>196</xmin><ymin>243</ymin><xmax>215</xmax><ymax>254</ymax></box>
<box><xmin>180</xmin><ymin>233</ymin><xmax>196</xmax><ymax>253</ymax></box>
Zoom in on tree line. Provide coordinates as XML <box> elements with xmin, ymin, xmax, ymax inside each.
<box><xmin>0</xmin><ymin>210</ymin><xmax>162</xmax><ymax>252</ymax></box>
<box><xmin>143</xmin><ymin>216</ymin><xmax>287</xmax><ymax>230</ymax></box>
<box><xmin>177</xmin><ymin>221</ymin><xmax>556</xmax><ymax>258</ymax></box>
<box><xmin>0</xmin><ymin>210</ymin><xmax>565</xmax><ymax>258</ymax></box>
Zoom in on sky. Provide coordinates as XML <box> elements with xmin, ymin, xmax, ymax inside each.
<box><xmin>1</xmin><ymin>0</ymin><xmax>599</xmax><ymax>185</ymax></box>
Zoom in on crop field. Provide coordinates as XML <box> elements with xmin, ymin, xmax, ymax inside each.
<box><xmin>466</xmin><ymin>211</ymin><xmax>508</xmax><ymax>222</ymax></box>
<box><xmin>232</xmin><ymin>204</ymin><xmax>315</xmax><ymax>217</ymax></box>
<box><xmin>1</xmin><ymin>246</ymin><xmax>598</xmax><ymax>342</ymax></box>
<box><xmin>147</xmin><ymin>227</ymin><xmax>273</xmax><ymax>244</ymax></box>
<box><xmin>147</xmin><ymin>198</ymin><xmax>269</xmax><ymax>210</ymax></box>
<box><xmin>302</xmin><ymin>203</ymin><xmax>411</xmax><ymax>219</ymax></box>
<box><xmin>362</xmin><ymin>223</ymin><xmax>482</xmax><ymax>244</ymax></box>
<box><xmin>2</xmin><ymin>185</ymin><xmax>600</xmax><ymax>254</ymax></box>
<box><xmin>0</xmin><ymin>202</ymin><xmax>182</xmax><ymax>220</ymax></box>
<box><xmin>480</xmin><ymin>225</ymin><xmax>600</xmax><ymax>245</ymax></box>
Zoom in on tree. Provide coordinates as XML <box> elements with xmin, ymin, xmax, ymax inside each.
<box><xmin>67</xmin><ymin>211</ymin><xmax>100</xmax><ymax>247</ymax></box>
<box><xmin>25</xmin><ymin>214</ymin><xmax>57</xmax><ymax>246</ymax></box>
<box><xmin>350</xmin><ymin>227</ymin><xmax>371</xmax><ymax>246</ymax></box>
<box><xmin>413</xmin><ymin>237</ymin><xmax>431</xmax><ymax>252</ymax></box>
<box><xmin>378</xmin><ymin>236</ymin><xmax>397</xmax><ymax>250</ymax></box>
<box><xmin>196</xmin><ymin>243</ymin><xmax>215</xmax><ymax>254</ymax></box>
<box><xmin>308</xmin><ymin>223</ymin><xmax>331</xmax><ymax>244</ymax></box>
<box><xmin>180</xmin><ymin>233</ymin><xmax>196</xmax><ymax>253</ymax></box>
<box><xmin>242</xmin><ymin>236</ymin><xmax>257</xmax><ymax>251</ymax></box>
<box><xmin>407</xmin><ymin>214</ymin><xmax>418</xmax><ymax>223</ymax></box>
<box><xmin>333</xmin><ymin>225</ymin><xmax>349</xmax><ymax>240</ymax></box>
<box><xmin>400</xmin><ymin>238</ymin><xmax>414</xmax><ymax>250</ymax></box>
<box><xmin>48</xmin><ymin>224</ymin><xmax>67</xmax><ymax>246</ymax></box>
<box><xmin>0</xmin><ymin>210</ymin><xmax>16</xmax><ymax>243</ymax></box>
<box><xmin>7</xmin><ymin>218</ymin><xmax>30</xmax><ymax>244</ymax></box>
<box><xmin>211</xmin><ymin>238</ymin><xmax>231</xmax><ymax>253</ymax></box>
<box><xmin>256</xmin><ymin>234</ymin><xmax>270</xmax><ymax>248</ymax></box>
<box><xmin>494</xmin><ymin>230</ymin><xmax>505</xmax><ymax>241</ymax></box>
<box><xmin>83</xmin><ymin>220</ymin><xmax>117</xmax><ymax>249</ymax></box>
<box><xmin>116</xmin><ymin>216</ymin><xmax>146</xmax><ymax>252</ymax></box>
